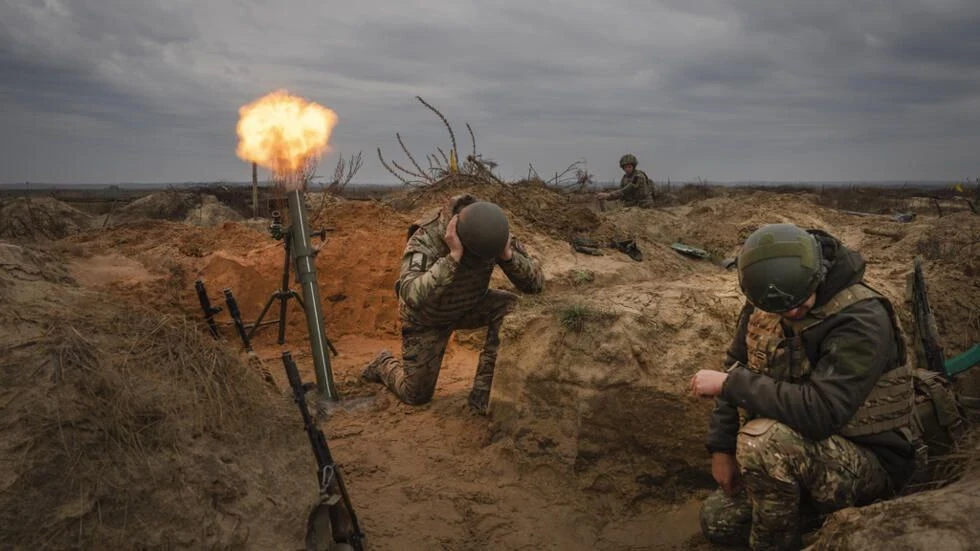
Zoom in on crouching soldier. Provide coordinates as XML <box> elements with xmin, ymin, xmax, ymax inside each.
<box><xmin>689</xmin><ymin>223</ymin><xmax>917</xmax><ymax>550</ymax></box>
<box><xmin>362</xmin><ymin>195</ymin><xmax>544</xmax><ymax>414</ymax></box>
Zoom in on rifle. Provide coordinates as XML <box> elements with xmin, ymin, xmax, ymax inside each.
<box><xmin>222</xmin><ymin>288</ymin><xmax>253</xmax><ymax>352</ymax></box>
<box><xmin>909</xmin><ymin>256</ymin><xmax>946</xmax><ymax>376</ymax></box>
<box><xmin>282</xmin><ymin>352</ymin><xmax>364</xmax><ymax>551</ymax></box>
<box><xmin>194</xmin><ymin>279</ymin><xmax>222</xmax><ymax>339</ymax></box>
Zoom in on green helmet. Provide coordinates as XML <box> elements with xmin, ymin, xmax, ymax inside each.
<box><xmin>737</xmin><ymin>224</ymin><xmax>824</xmax><ymax>313</ymax></box>
<box><xmin>456</xmin><ymin>201</ymin><xmax>509</xmax><ymax>260</ymax></box>
<box><xmin>619</xmin><ymin>154</ymin><xmax>638</xmax><ymax>168</ymax></box>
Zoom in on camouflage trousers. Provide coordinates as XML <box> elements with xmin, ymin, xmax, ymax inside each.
<box><xmin>374</xmin><ymin>289</ymin><xmax>517</xmax><ymax>409</ymax></box>
<box><xmin>700</xmin><ymin>418</ymin><xmax>892</xmax><ymax>550</ymax></box>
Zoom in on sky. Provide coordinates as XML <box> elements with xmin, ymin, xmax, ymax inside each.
<box><xmin>1</xmin><ymin>0</ymin><xmax>978</xmax><ymax>184</ymax></box>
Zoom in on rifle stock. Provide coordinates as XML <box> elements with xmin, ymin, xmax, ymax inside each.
<box><xmin>910</xmin><ymin>256</ymin><xmax>946</xmax><ymax>375</ymax></box>
<box><xmin>282</xmin><ymin>352</ymin><xmax>364</xmax><ymax>551</ymax></box>
<box><xmin>194</xmin><ymin>279</ymin><xmax>222</xmax><ymax>339</ymax></box>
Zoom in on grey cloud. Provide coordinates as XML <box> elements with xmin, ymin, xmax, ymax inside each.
<box><xmin>0</xmin><ymin>0</ymin><xmax>978</xmax><ymax>184</ymax></box>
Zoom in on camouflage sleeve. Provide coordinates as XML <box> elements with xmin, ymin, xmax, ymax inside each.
<box><xmin>608</xmin><ymin>173</ymin><xmax>646</xmax><ymax>200</ymax></box>
<box><xmin>706</xmin><ymin>302</ymin><xmax>753</xmax><ymax>454</ymax></box>
<box><xmin>720</xmin><ymin>299</ymin><xmax>892</xmax><ymax>440</ymax></box>
<box><xmin>606</xmin><ymin>181</ymin><xmax>629</xmax><ymax>199</ymax></box>
<box><xmin>496</xmin><ymin>237</ymin><xmax>544</xmax><ymax>294</ymax></box>
<box><xmin>397</xmin><ymin>229</ymin><xmax>459</xmax><ymax>310</ymax></box>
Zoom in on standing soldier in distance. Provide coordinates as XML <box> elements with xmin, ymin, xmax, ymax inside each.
<box><xmin>362</xmin><ymin>194</ymin><xmax>544</xmax><ymax>414</ymax></box>
<box><xmin>597</xmin><ymin>153</ymin><xmax>654</xmax><ymax>208</ymax></box>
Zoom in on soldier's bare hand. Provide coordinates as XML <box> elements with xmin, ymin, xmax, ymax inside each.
<box><xmin>689</xmin><ymin>370</ymin><xmax>728</xmax><ymax>398</ymax></box>
<box><xmin>445</xmin><ymin>215</ymin><xmax>464</xmax><ymax>262</ymax></box>
<box><xmin>498</xmin><ymin>233</ymin><xmax>513</xmax><ymax>261</ymax></box>
<box><xmin>711</xmin><ymin>452</ymin><xmax>742</xmax><ymax>496</ymax></box>
<box><xmin>596</xmin><ymin>192</ymin><xmax>610</xmax><ymax>200</ymax></box>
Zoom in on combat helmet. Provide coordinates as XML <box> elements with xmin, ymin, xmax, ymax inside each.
<box><xmin>737</xmin><ymin>224</ymin><xmax>825</xmax><ymax>313</ymax></box>
<box><xmin>456</xmin><ymin>201</ymin><xmax>510</xmax><ymax>260</ymax></box>
<box><xmin>619</xmin><ymin>154</ymin><xmax>638</xmax><ymax>168</ymax></box>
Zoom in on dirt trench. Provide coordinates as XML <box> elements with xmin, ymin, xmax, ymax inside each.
<box><xmin>1</xmin><ymin>188</ymin><xmax>977</xmax><ymax>549</ymax></box>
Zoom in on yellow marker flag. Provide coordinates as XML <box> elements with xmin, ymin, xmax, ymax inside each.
<box><xmin>449</xmin><ymin>150</ymin><xmax>458</xmax><ymax>174</ymax></box>
<box><xmin>955</xmin><ymin>183</ymin><xmax>964</xmax><ymax>193</ymax></box>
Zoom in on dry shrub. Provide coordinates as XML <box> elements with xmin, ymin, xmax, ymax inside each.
<box><xmin>556</xmin><ymin>303</ymin><xmax>618</xmax><ymax>333</ymax></box>
<box><xmin>0</xmin><ymin>197</ymin><xmax>94</xmax><ymax>240</ymax></box>
<box><xmin>672</xmin><ymin>182</ymin><xmax>717</xmax><ymax>204</ymax></box>
<box><xmin>0</xmin><ymin>296</ymin><xmax>287</xmax><ymax>548</ymax></box>
<box><xmin>396</xmin><ymin>175</ymin><xmax>604</xmax><ymax>240</ymax></box>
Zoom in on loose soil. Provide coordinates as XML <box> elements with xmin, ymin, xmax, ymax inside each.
<box><xmin>1</xmin><ymin>183</ymin><xmax>976</xmax><ymax>550</ymax></box>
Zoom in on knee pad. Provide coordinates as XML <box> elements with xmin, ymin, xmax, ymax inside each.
<box><xmin>737</xmin><ymin>419</ymin><xmax>806</xmax><ymax>471</ymax></box>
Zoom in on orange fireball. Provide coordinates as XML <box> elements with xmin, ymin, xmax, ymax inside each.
<box><xmin>235</xmin><ymin>90</ymin><xmax>337</xmax><ymax>178</ymax></box>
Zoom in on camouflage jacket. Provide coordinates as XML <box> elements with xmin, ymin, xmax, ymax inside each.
<box><xmin>608</xmin><ymin>169</ymin><xmax>653</xmax><ymax>207</ymax></box>
<box><xmin>706</xmin><ymin>232</ymin><xmax>916</xmax><ymax>486</ymax></box>
<box><xmin>396</xmin><ymin>195</ymin><xmax>544</xmax><ymax>328</ymax></box>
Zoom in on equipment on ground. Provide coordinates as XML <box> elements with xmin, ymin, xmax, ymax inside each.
<box><xmin>909</xmin><ymin>256</ymin><xmax>946</xmax><ymax>376</ymax></box>
<box><xmin>283</xmin><ymin>351</ymin><xmax>364</xmax><ymax>551</ymax></box>
<box><xmin>222</xmin><ymin>288</ymin><xmax>253</xmax><ymax>353</ymax></box>
<box><xmin>194</xmin><ymin>279</ymin><xmax>222</xmax><ymax>339</ymax></box>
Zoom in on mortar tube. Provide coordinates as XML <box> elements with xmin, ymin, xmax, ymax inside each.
<box><xmin>286</xmin><ymin>188</ymin><xmax>339</xmax><ymax>401</ymax></box>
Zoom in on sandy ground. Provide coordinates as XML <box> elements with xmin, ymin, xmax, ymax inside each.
<box><xmin>1</xmin><ymin>186</ymin><xmax>977</xmax><ymax>549</ymax></box>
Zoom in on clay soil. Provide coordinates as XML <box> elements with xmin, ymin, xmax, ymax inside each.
<box><xmin>0</xmin><ymin>184</ymin><xmax>977</xmax><ymax>550</ymax></box>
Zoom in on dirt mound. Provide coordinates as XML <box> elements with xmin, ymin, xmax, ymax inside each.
<box><xmin>810</xmin><ymin>436</ymin><xmax>980</xmax><ymax>550</ymax></box>
<box><xmin>492</xmin><ymin>271</ymin><xmax>742</xmax><ymax>502</ymax></box>
<box><xmin>193</xmin><ymin>200</ymin><xmax>410</xmax><ymax>342</ymax></box>
<box><xmin>112</xmin><ymin>190</ymin><xmax>199</xmax><ymax>224</ymax></box>
<box><xmin>0</xmin><ymin>196</ymin><xmax>94</xmax><ymax>241</ymax></box>
<box><xmin>9</xmin><ymin>185</ymin><xmax>975</xmax><ymax>548</ymax></box>
<box><xmin>62</xmin><ymin>200</ymin><xmax>412</xmax><ymax>343</ymax></box>
<box><xmin>0</xmin><ymin>243</ymin><xmax>314</xmax><ymax>549</ymax></box>
<box><xmin>387</xmin><ymin>176</ymin><xmax>605</xmax><ymax>241</ymax></box>
<box><xmin>183</xmin><ymin>194</ymin><xmax>245</xmax><ymax>227</ymax></box>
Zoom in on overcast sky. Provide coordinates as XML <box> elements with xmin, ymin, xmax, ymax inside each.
<box><xmin>1</xmin><ymin>0</ymin><xmax>978</xmax><ymax>184</ymax></box>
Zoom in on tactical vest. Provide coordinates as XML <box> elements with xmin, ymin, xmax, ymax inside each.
<box><xmin>395</xmin><ymin>212</ymin><xmax>496</xmax><ymax>327</ymax></box>
<box><xmin>619</xmin><ymin>170</ymin><xmax>654</xmax><ymax>207</ymax></box>
<box><xmin>744</xmin><ymin>283</ymin><xmax>914</xmax><ymax>438</ymax></box>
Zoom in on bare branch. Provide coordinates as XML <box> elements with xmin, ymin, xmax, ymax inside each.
<box><xmin>396</xmin><ymin>133</ymin><xmax>428</xmax><ymax>180</ymax></box>
<box><xmin>378</xmin><ymin>147</ymin><xmax>412</xmax><ymax>186</ymax></box>
<box><xmin>417</xmin><ymin>95</ymin><xmax>458</xmax><ymax>163</ymax></box>
<box><xmin>467</xmin><ymin>155</ymin><xmax>503</xmax><ymax>184</ymax></box>
<box><xmin>392</xmin><ymin>159</ymin><xmax>431</xmax><ymax>182</ymax></box>
<box><xmin>429</xmin><ymin>154</ymin><xmax>444</xmax><ymax>171</ymax></box>
<box><xmin>332</xmin><ymin>154</ymin><xmax>345</xmax><ymax>184</ymax></box>
<box><xmin>437</xmin><ymin>147</ymin><xmax>450</xmax><ymax>166</ymax></box>
<box><xmin>466</xmin><ymin>122</ymin><xmax>476</xmax><ymax>158</ymax></box>
<box><xmin>342</xmin><ymin>151</ymin><xmax>363</xmax><ymax>186</ymax></box>
<box><xmin>549</xmin><ymin>160</ymin><xmax>585</xmax><ymax>188</ymax></box>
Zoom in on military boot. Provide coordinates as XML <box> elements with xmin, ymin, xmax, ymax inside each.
<box><xmin>361</xmin><ymin>350</ymin><xmax>392</xmax><ymax>383</ymax></box>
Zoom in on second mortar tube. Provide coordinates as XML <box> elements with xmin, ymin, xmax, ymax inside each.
<box><xmin>287</xmin><ymin>188</ymin><xmax>339</xmax><ymax>401</ymax></box>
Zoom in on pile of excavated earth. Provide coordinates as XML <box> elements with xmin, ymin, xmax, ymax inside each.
<box><xmin>0</xmin><ymin>181</ymin><xmax>977</xmax><ymax>549</ymax></box>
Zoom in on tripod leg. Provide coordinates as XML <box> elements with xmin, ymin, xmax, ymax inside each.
<box><xmin>279</xmin><ymin>235</ymin><xmax>292</xmax><ymax>345</ymax></box>
<box><xmin>249</xmin><ymin>292</ymin><xmax>279</xmax><ymax>340</ymax></box>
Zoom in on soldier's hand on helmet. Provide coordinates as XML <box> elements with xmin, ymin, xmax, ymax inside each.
<box><xmin>498</xmin><ymin>233</ymin><xmax>513</xmax><ymax>261</ymax></box>
<box><xmin>711</xmin><ymin>452</ymin><xmax>742</xmax><ymax>497</ymax></box>
<box><xmin>689</xmin><ymin>369</ymin><xmax>728</xmax><ymax>398</ymax></box>
<box><xmin>445</xmin><ymin>215</ymin><xmax>464</xmax><ymax>262</ymax></box>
